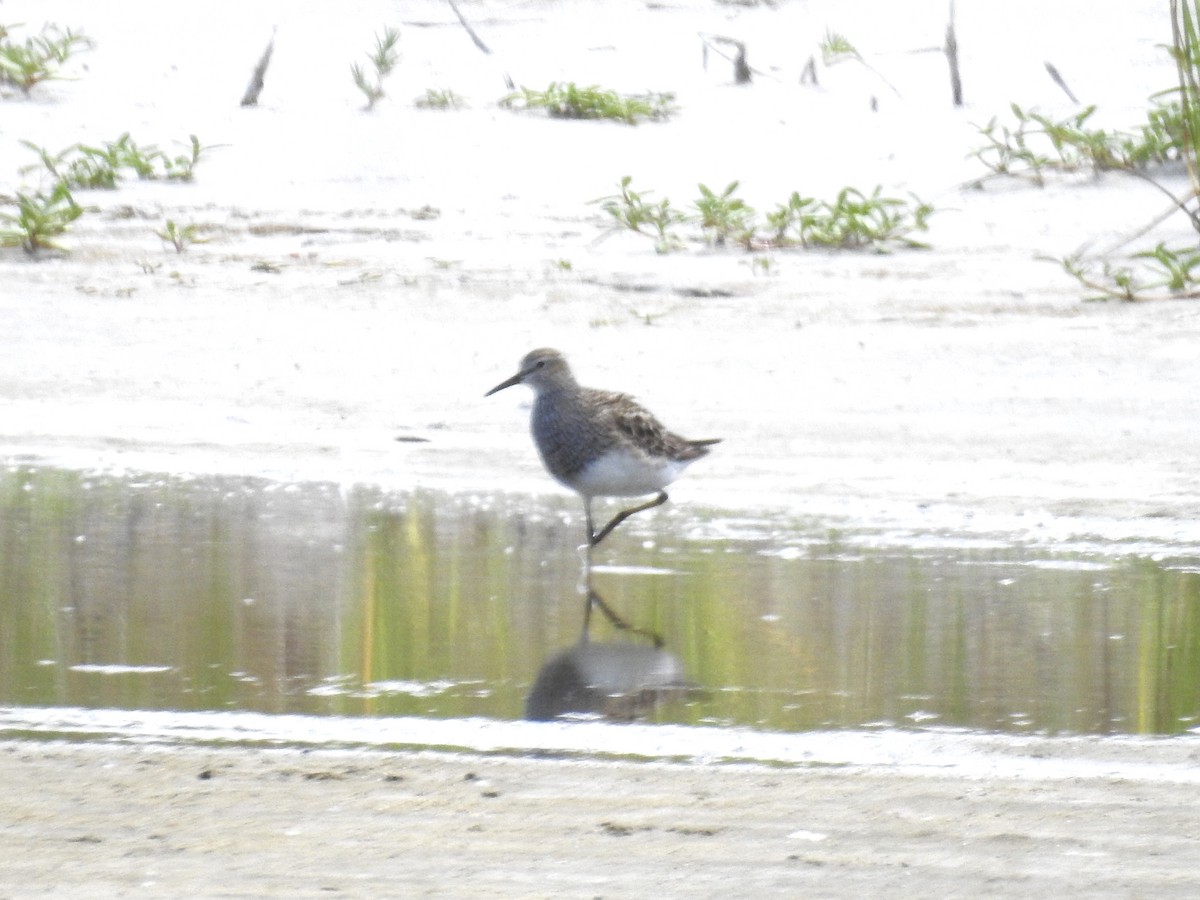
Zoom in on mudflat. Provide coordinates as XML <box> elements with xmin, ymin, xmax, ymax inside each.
<box><xmin>3</xmin><ymin>737</ymin><xmax>1199</xmax><ymax>898</ymax></box>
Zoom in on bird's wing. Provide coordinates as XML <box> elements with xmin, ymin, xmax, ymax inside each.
<box><xmin>590</xmin><ymin>389</ymin><xmax>692</xmax><ymax>458</ymax></box>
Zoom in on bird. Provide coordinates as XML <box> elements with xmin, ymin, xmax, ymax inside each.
<box><xmin>486</xmin><ymin>348</ymin><xmax>719</xmax><ymax>547</ymax></box>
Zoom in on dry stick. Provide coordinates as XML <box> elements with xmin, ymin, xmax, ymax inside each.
<box><xmin>1044</xmin><ymin>61</ymin><xmax>1080</xmax><ymax>103</ymax></box>
<box><xmin>446</xmin><ymin>0</ymin><xmax>489</xmax><ymax>53</ymax></box>
<box><xmin>800</xmin><ymin>56</ymin><xmax>818</xmax><ymax>86</ymax></box>
<box><xmin>945</xmin><ymin>1</ymin><xmax>963</xmax><ymax>106</ymax></box>
<box><xmin>1094</xmin><ymin>176</ymin><xmax>1200</xmax><ymax>254</ymax></box>
<box><xmin>731</xmin><ymin>41</ymin><xmax>751</xmax><ymax>84</ymax></box>
<box><xmin>700</xmin><ymin>34</ymin><xmax>760</xmax><ymax>84</ymax></box>
<box><xmin>240</xmin><ymin>34</ymin><xmax>275</xmax><ymax>107</ymax></box>
<box><xmin>446</xmin><ymin>0</ymin><xmax>513</xmax><ymax>88</ymax></box>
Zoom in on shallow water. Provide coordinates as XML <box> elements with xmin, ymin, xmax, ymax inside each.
<box><xmin>0</xmin><ymin>466</ymin><xmax>1197</xmax><ymax>736</ymax></box>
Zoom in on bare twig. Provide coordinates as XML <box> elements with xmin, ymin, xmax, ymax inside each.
<box><xmin>699</xmin><ymin>33</ymin><xmax>762</xmax><ymax>83</ymax></box>
<box><xmin>446</xmin><ymin>0</ymin><xmax>512</xmax><ymax>89</ymax></box>
<box><xmin>446</xmin><ymin>0</ymin><xmax>490</xmax><ymax>53</ymax></box>
<box><xmin>800</xmin><ymin>55</ymin><xmax>818</xmax><ymax>85</ymax></box>
<box><xmin>734</xmin><ymin>42</ymin><xmax>751</xmax><ymax>84</ymax></box>
<box><xmin>945</xmin><ymin>1</ymin><xmax>963</xmax><ymax>106</ymax></box>
<box><xmin>1091</xmin><ymin>181</ymin><xmax>1200</xmax><ymax>254</ymax></box>
<box><xmin>240</xmin><ymin>34</ymin><xmax>275</xmax><ymax>107</ymax></box>
<box><xmin>1044</xmin><ymin>61</ymin><xmax>1079</xmax><ymax>103</ymax></box>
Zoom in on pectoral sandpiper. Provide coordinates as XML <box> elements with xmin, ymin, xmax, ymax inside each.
<box><xmin>486</xmin><ymin>348</ymin><xmax>719</xmax><ymax>546</ymax></box>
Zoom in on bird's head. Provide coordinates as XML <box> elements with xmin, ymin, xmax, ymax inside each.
<box><xmin>485</xmin><ymin>348</ymin><xmax>574</xmax><ymax>396</ymax></box>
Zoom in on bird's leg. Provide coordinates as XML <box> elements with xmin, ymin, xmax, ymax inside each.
<box><xmin>581</xmin><ymin>588</ymin><xmax>595</xmax><ymax>640</ymax></box>
<box><xmin>589</xmin><ymin>492</ymin><xmax>669</xmax><ymax>547</ymax></box>
<box><xmin>587</xmin><ymin>589</ymin><xmax>664</xmax><ymax>647</ymax></box>
<box><xmin>583</xmin><ymin>498</ymin><xmax>596</xmax><ymax>565</ymax></box>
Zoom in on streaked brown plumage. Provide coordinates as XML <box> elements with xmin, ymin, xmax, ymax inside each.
<box><xmin>486</xmin><ymin>348</ymin><xmax>719</xmax><ymax>546</ymax></box>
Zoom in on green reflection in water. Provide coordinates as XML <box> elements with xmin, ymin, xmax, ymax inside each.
<box><xmin>0</xmin><ymin>466</ymin><xmax>1197</xmax><ymax>735</ymax></box>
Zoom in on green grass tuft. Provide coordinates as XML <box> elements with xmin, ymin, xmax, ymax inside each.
<box><xmin>593</xmin><ymin>177</ymin><xmax>933</xmax><ymax>254</ymax></box>
<box><xmin>0</xmin><ymin>22</ymin><xmax>92</xmax><ymax>96</ymax></box>
<box><xmin>352</xmin><ymin>27</ymin><xmax>400</xmax><ymax>111</ymax></box>
<box><xmin>502</xmin><ymin>82</ymin><xmax>675</xmax><ymax>125</ymax></box>
<box><xmin>0</xmin><ymin>181</ymin><xmax>85</xmax><ymax>254</ymax></box>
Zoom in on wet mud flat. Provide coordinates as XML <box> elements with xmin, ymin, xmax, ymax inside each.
<box><xmin>2</xmin><ymin>735</ymin><xmax>1198</xmax><ymax>898</ymax></box>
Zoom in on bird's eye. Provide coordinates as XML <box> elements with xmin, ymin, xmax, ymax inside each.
<box><xmin>535</xmin><ymin>360</ymin><xmax>546</xmax><ymax>369</ymax></box>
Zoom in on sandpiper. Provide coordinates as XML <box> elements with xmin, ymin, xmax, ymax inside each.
<box><xmin>486</xmin><ymin>348</ymin><xmax>719</xmax><ymax>546</ymax></box>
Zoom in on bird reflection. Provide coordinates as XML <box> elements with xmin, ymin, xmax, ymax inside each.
<box><xmin>525</xmin><ymin>589</ymin><xmax>694</xmax><ymax>722</ymax></box>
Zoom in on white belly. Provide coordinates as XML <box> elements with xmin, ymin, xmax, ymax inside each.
<box><xmin>569</xmin><ymin>448</ymin><xmax>689</xmax><ymax>498</ymax></box>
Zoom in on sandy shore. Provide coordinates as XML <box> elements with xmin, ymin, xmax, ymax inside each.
<box><xmin>3</xmin><ymin>1</ymin><xmax>1200</xmax><ymax>895</ymax></box>
<box><xmin>2</xmin><ymin>736</ymin><xmax>1198</xmax><ymax>898</ymax></box>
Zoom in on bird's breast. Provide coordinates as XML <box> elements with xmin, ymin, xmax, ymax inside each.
<box><xmin>570</xmin><ymin>447</ymin><xmax>688</xmax><ymax>498</ymax></box>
